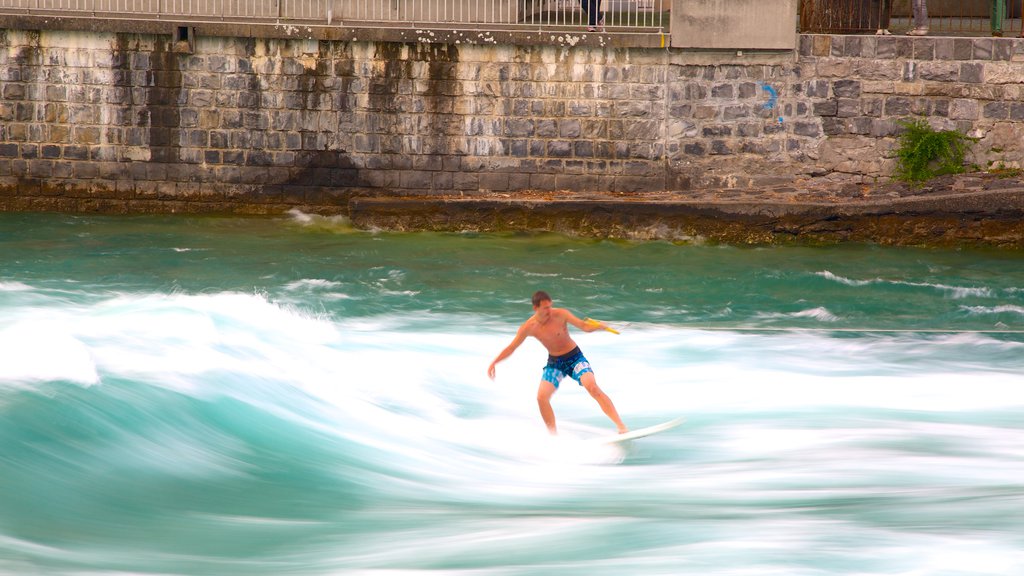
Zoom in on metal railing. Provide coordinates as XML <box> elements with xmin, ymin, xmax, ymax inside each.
<box><xmin>800</xmin><ymin>0</ymin><xmax>1024</xmax><ymax>36</ymax></box>
<box><xmin>0</xmin><ymin>0</ymin><xmax>669</xmax><ymax>33</ymax></box>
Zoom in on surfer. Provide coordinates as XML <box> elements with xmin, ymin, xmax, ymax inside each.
<box><xmin>488</xmin><ymin>290</ymin><xmax>628</xmax><ymax>435</ymax></box>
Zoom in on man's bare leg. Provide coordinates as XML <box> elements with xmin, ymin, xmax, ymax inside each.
<box><xmin>580</xmin><ymin>372</ymin><xmax>628</xmax><ymax>433</ymax></box>
<box><xmin>537</xmin><ymin>380</ymin><xmax>558</xmax><ymax>434</ymax></box>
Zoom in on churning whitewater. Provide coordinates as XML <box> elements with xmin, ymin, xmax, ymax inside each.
<box><xmin>1</xmin><ymin>212</ymin><xmax>1022</xmax><ymax>575</ymax></box>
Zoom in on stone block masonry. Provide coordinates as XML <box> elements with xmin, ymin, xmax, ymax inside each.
<box><xmin>804</xmin><ymin>34</ymin><xmax>1024</xmax><ymax>181</ymax></box>
<box><xmin>3</xmin><ymin>28</ymin><xmax>1024</xmax><ymax>214</ymax></box>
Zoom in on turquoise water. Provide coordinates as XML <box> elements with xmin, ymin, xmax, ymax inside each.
<box><xmin>1</xmin><ymin>211</ymin><xmax>1023</xmax><ymax>575</ymax></box>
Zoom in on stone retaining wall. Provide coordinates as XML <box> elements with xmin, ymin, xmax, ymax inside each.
<box><xmin>2</xmin><ymin>29</ymin><xmax>1024</xmax><ymax>214</ymax></box>
<box><xmin>805</xmin><ymin>34</ymin><xmax>1024</xmax><ymax>181</ymax></box>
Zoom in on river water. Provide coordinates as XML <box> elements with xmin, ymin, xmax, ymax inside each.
<box><xmin>1</xmin><ymin>211</ymin><xmax>1022</xmax><ymax>575</ymax></box>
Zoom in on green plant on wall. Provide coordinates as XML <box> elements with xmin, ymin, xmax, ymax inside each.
<box><xmin>893</xmin><ymin>119</ymin><xmax>977</xmax><ymax>183</ymax></box>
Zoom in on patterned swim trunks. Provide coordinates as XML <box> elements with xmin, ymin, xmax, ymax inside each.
<box><xmin>541</xmin><ymin>346</ymin><xmax>593</xmax><ymax>388</ymax></box>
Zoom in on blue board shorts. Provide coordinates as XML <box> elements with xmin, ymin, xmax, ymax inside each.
<box><xmin>542</xmin><ymin>346</ymin><xmax>593</xmax><ymax>388</ymax></box>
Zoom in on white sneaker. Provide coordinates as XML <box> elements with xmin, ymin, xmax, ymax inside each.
<box><xmin>906</xmin><ymin>27</ymin><xmax>928</xmax><ymax>36</ymax></box>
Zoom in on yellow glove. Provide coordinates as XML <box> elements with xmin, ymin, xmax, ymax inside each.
<box><xmin>585</xmin><ymin>318</ymin><xmax>620</xmax><ymax>334</ymax></box>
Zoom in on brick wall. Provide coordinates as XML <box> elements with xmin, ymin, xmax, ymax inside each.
<box><xmin>2</xmin><ymin>29</ymin><xmax>1023</xmax><ymax>214</ymax></box>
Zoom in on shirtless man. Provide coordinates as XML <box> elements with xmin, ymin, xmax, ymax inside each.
<box><xmin>488</xmin><ymin>290</ymin><xmax>628</xmax><ymax>435</ymax></box>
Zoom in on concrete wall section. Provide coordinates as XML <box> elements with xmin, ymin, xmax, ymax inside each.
<box><xmin>672</xmin><ymin>0</ymin><xmax>798</xmax><ymax>50</ymax></box>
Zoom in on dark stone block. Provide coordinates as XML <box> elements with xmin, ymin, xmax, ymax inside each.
<box><xmin>702</xmin><ymin>125</ymin><xmax>732</xmax><ymax>137</ymax></box>
<box><xmin>237</xmin><ymin>91</ymin><xmax>260</xmax><ymax>109</ymax></box>
<box><xmin>806</xmin><ymin>80</ymin><xmax>830</xmax><ymax>98</ymax></box>
<box><xmin>913</xmin><ymin>38</ymin><xmax>936</xmax><ymax>61</ymax></box>
<box><xmin>505</xmin><ymin>119</ymin><xmax>534</xmax><ymax>137</ymax></box>
<box><xmin>246</xmin><ymin>150</ymin><xmax>272</xmax><ymax>166</ymax></box>
<box><xmin>814</xmin><ymin>100</ymin><xmax>838</xmax><ymax>116</ymax></box>
<box><xmin>863</xmin><ymin>98</ymin><xmax>883</xmax><ymax>117</ymax></box>
<box><xmin>870</xmin><ymin>118</ymin><xmax>900</xmax><ymax>137</ymax></box>
<box><xmin>709</xmin><ymin>140</ymin><xmax>732</xmax><ymax>155</ymax></box>
<box><xmin>723</xmin><ymin>105</ymin><xmax>749</xmax><ymax>120</ymax></box>
<box><xmin>875</xmin><ymin>37</ymin><xmax>896</xmax><ymax>59</ymax></box>
<box><xmin>799</xmin><ymin>34</ymin><xmax>814</xmax><ymax>57</ymax></box>
<box><xmin>711</xmin><ymin>84</ymin><xmax>734</xmax><ymax>98</ymax></box>
<box><xmin>573</xmin><ymin>141</ymin><xmax>594</xmax><ymax>158</ymax></box>
<box><xmin>793</xmin><ymin>121</ymin><xmax>821</xmax><ymax>137</ymax></box>
<box><xmin>984</xmin><ymin>101</ymin><xmax>1010</xmax><ymax>119</ymax></box>
<box><xmin>399</xmin><ymin>170</ymin><xmax>433</xmax><ymax>190</ymax></box>
<box><xmin>504</xmin><ymin>139</ymin><xmax>528</xmax><ymax>157</ymax></box>
<box><xmin>851</xmin><ymin>116</ymin><xmax>873</xmax><ymax>135</ymax></box>
<box><xmin>64</xmin><ymin>145</ymin><xmax>89</xmax><ymax>160</ymax></box>
<box><xmin>739</xmin><ymin>141</ymin><xmax>766</xmax><ymax>154</ymax></box>
<box><xmin>884</xmin><ymin>97</ymin><xmax>912</xmax><ymax>116</ymax></box>
<box><xmin>959</xmin><ymin>62</ymin><xmax>984</xmax><ymax>84</ymax></box>
<box><xmin>669</xmin><ymin>104</ymin><xmax>692</xmax><ymax>118</ymax></box>
<box><xmin>994</xmin><ymin>39</ymin><xmax>1013</xmax><ymax>61</ymax></box>
<box><xmin>973</xmin><ymin>38</ymin><xmax>994</xmax><ymax>60</ymax></box>
<box><xmin>559</xmin><ymin>119</ymin><xmax>582</xmax><ymax>138</ymax></box>
<box><xmin>737</xmin><ymin>122</ymin><xmax>761</xmax><ymax>137</ymax></box>
<box><xmin>832</xmin><ymin>79</ymin><xmax>861</xmax><ymax>98</ymax></box>
<box><xmin>548</xmin><ymin>140</ymin><xmax>572</xmax><ymax>158</ymax></box>
<box><xmin>911</xmin><ymin>98</ymin><xmax>932</xmax><ymax>116</ymax></box>
<box><xmin>684</xmin><ymin>142</ymin><xmax>706</xmax><ymax>156</ymax></box>
<box><xmin>846</xmin><ymin>36</ymin><xmax>863</xmax><ymax>57</ymax></box>
<box><xmin>836</xmin><ymin>98</ymin><xmax>861</xmax><ymax>117</ymax></box>
<box><xmin>954</xmin><ymin>39</ymin><xmax>974</xmax><ymax>60</ymax></box>
<box><xmin>822</xmin><ymin>117</ymin><xmax>847</xmax><ymax>135</ymax></box>
<box><xmin>210</xmin><ymin>131</ymin><xmax>229</xmax><ymax>149</ymax></box>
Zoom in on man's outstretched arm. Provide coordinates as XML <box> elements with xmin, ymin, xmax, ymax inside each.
<box><xmin>488</xmin><ymin>325</ymin><xmax>529</xmax><ymax>379</ymax></box>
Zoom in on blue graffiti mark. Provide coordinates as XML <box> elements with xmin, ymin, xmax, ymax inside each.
<box><xmin>759</xmin><ymin>83</ymin><xmax>783</xmax><ymax>124</ymax></box>
<box><xmin>760</xmin><ymin>83</ymin><xmax>778</xmax><ymax>110</ymax></box>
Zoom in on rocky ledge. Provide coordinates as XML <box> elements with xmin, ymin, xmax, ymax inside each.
<box><xmin>348</xmin><ymin>173</ymin><xmax>1024</xmax><ymax>248</ymax></box>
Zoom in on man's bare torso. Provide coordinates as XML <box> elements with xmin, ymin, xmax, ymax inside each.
<box><xmin>525</xmin><ymin>308</ymin><xmax>577</xmax><ymax>356</ymax></box>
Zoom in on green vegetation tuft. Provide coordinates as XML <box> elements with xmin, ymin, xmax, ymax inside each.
<box><xmin>893</xmin><ymin>119</ymin><xmax>977</xmax><ymax>183</ymax></box>
<box><xmin>988</xmin><ymin>162</ymin><xmax>1023</xmax><ymax>178</ymax></box>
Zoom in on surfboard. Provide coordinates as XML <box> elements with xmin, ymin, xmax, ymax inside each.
<box><xmin>591</xmin><ymin>417</ymin><xmax>685</xmax><ymax>444</ymax></box>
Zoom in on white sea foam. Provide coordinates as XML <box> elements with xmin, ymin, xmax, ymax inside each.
<box><xmin>285</xmin><ymin>209</ymin><xmax>355</xmax><ymax>232</ymax></box>
<box><xmin>755</xmin><ymin>306</ymin><xmax>840</xmax><ymax>322</ymax></box>
<box><xmin>0</xmin><ymin>321</ymin><xmax>99</xmax><ymax>385</ymax></box>
<box><xmin>816</xmin><ymin>270</ymin><xmax>877</xmax><ymax>286</ymax></box>
<box><xmin>961</xmin><ymin>304</ymin><xmax>1024</xmax><ymax>317</ymax></box>
<box><xmin>0</xmin><ymin>281</ymin><xmax>32</xmax><ymax>292</ymax></box>
<box><xmin>817</xmin><ymin>271</ymin><xmax>994</xmax><ymax>298</ymax></box>
<box><xmin>284</xmin><ymin>278</ymin><xmax>344</xmax><ymax>291</ymax></box>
